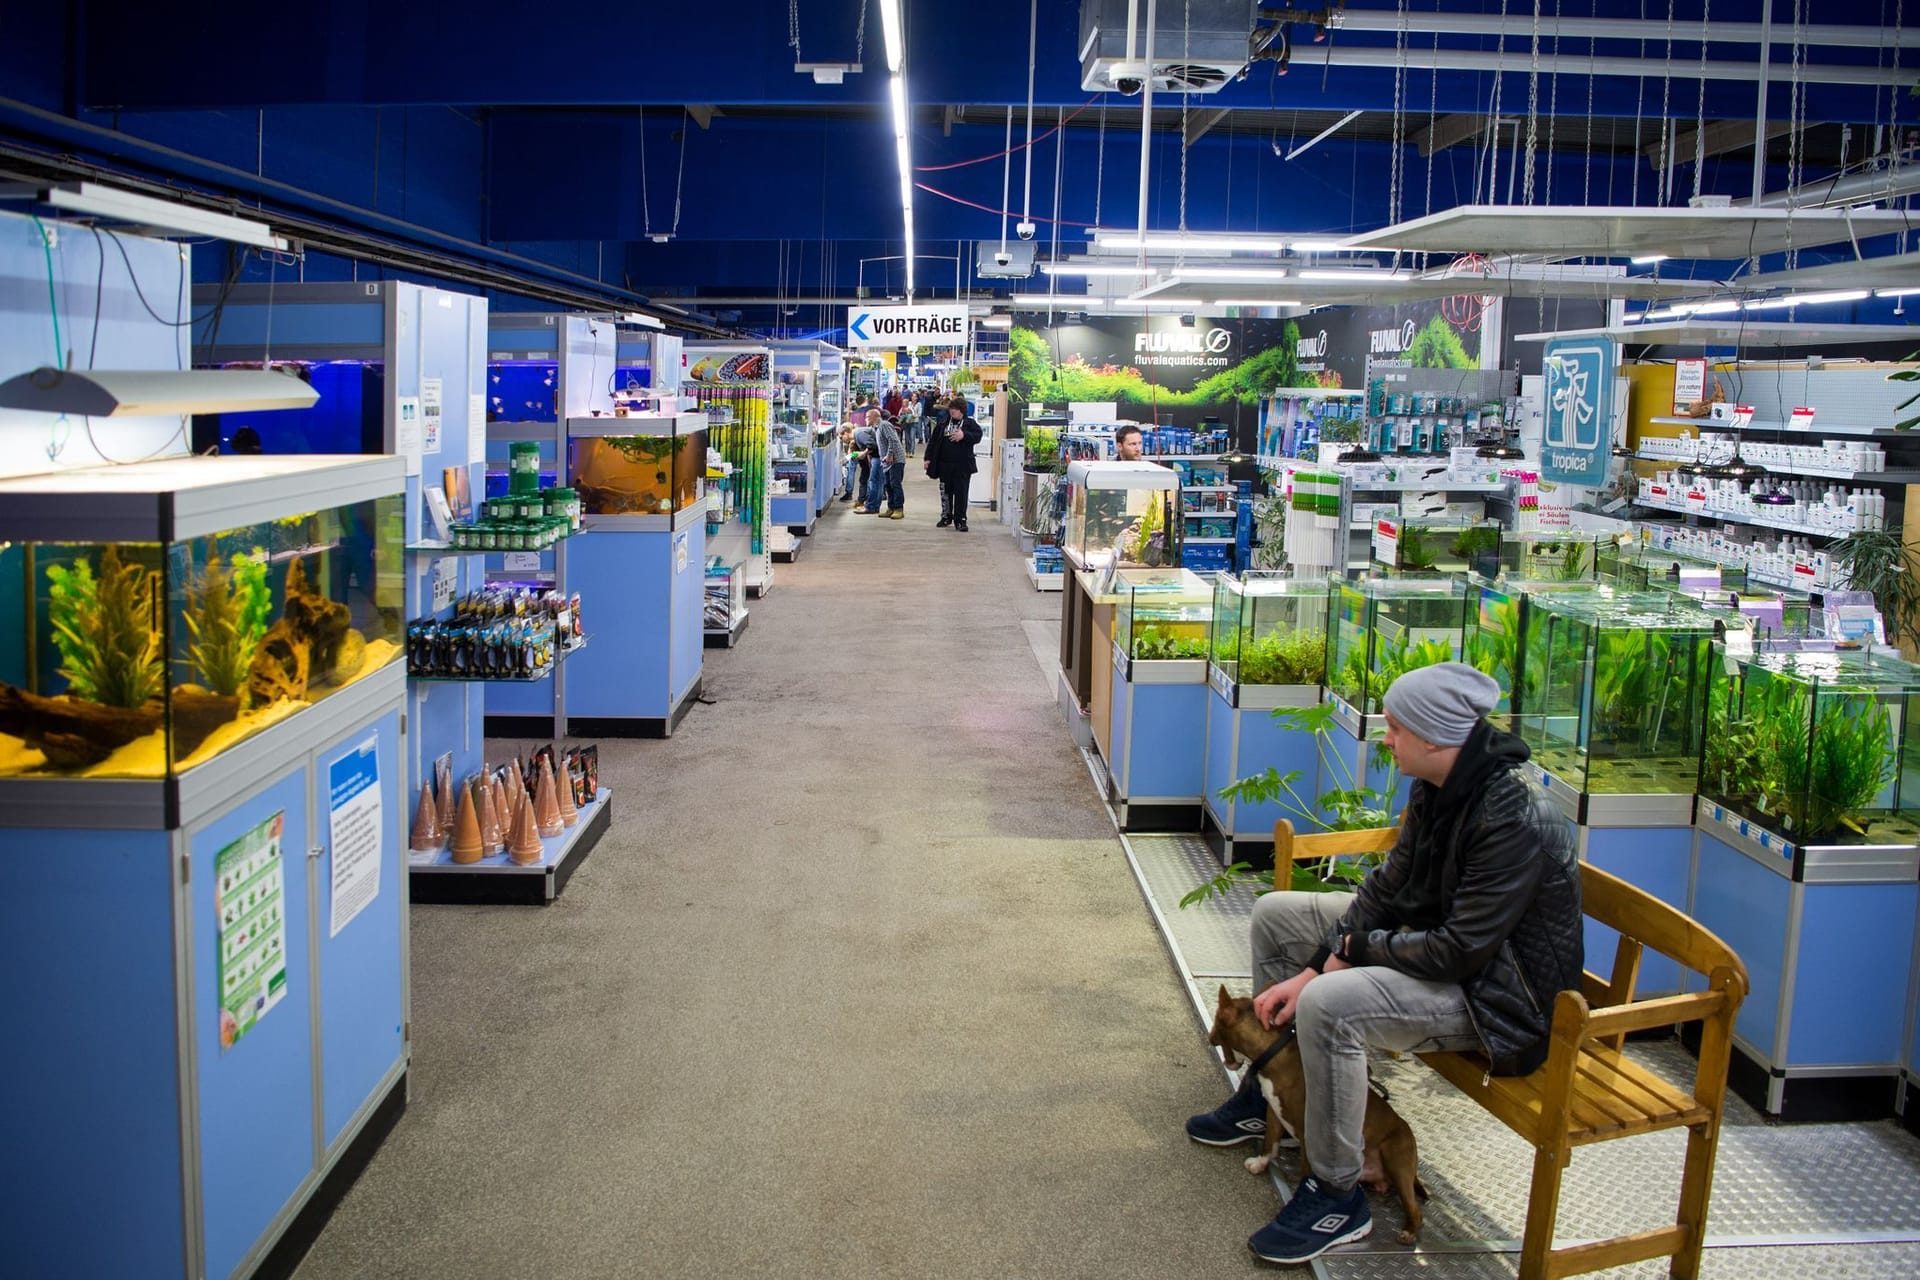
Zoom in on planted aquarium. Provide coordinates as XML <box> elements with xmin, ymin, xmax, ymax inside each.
<box><xmin>1372</xmin><ymin>519</ymin><xmax>1501</xmax><ymax>577</ymax></box>
<box><xmin>1597</xmin><ymin>542</ymin><xmax>1747</xmax><ymax>593</ymax></box>
<box><xmin>0</xmin><ymin>457</ymin><xmax>404</xmax><ymax>780</ymax></box>
<box><xmin>1115</xmin><ymin>569</ymin><xmax>1214</xmax><ymax>662</ymax></box>
<box><xmin>1064</xmin><ymin>460</ymin><xmax>1180</xmax><ymax>568</ymax></box>
<box><xmin>1515</xmin><ymin>594</ymin><xmax>1717</xmax><ymax>797</ymax></box>
<box><xmin>569</xmin><ymin>424</ymin><xmax>708</xmax><ymax>516</ymax></box>
<box><xmin>1701</xmin><ymin>648</ymin><xmax>1920</xmax><ymax>846</ymax></box>
<box><xmin>1504</xmin><ymin>532</ymin><xmax>1600</xmax><ymax>583</ymax></box>
<box><xmin>1325</xmin><ymin>576</ymin><xmax>1469</xmax><ymax>715</ymax></box>
<box><xmin>1209</xmin><ymin>572</ymin><xmax>1328</xmax><ymax>687</ymax></box>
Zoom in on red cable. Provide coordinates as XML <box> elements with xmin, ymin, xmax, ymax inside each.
<box><xmin>913</xmin><ymin>97</ymin><xmax>1103</xmax><ymax>171</ymax></box>
<box><xmin>913</xmin><ymin>182</ymin><xmax>1101</xmax><ymax>228</ymax></box>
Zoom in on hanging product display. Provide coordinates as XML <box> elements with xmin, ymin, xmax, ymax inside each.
<box><xmin>694</xmin><ymin>385</ymin><xmax>773</xmax><ymax>556</ymax></box>
<box><xmin>405</xmin><ymin>586</ymin><xmax>585</xmax><ymax>680</ymax></box>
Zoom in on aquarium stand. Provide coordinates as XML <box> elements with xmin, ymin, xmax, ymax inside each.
<box><xmin>1202</xmin><ymin>679</ymin><xmax>1322</xmax><ymax>871</ymax></box>
<box><xmin>565</xmin><ymin>674</ymin><xmax>703</xmax><ymax>740</ymax></box>
<box><xmin>408</xmin><ymin>790</ymin><xmax>613</xmax><ymax>905</ymax></box>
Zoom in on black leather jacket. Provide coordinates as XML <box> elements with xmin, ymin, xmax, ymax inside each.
<box><xmin>1328</xmin><ymin>728</ymin><xmax>1583</xmax><ymax>1075</ymax></box>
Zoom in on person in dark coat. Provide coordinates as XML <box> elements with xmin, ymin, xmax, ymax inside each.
<box><xmin>925</xmin><ymin>397</ymin><xmax>983</xmax><ymax>530</ymax></box>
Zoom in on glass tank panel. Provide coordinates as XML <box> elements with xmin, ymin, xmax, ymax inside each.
<box><xmin>1065</xmin><ymin>461</ymin><xmax>1181</xmax><ymax>568</ymax></box>
<box><xmin>1596</xmin><ymin>543</ymin><xmax>1747</xmax><ymax>593</ymax></box>
<box><xmin>1502</xmin><ymin>532</ymin><xmax>1599</xmax><ymax>583</ymax></box>
<box><xmin>1116</xmin><ymin>569</ymin><xmax>1214</xmax><ymax>661</ymax></box>
<box><xmin>199</xmin><ymin>360</ymin><xmax>385</xmax><ymax>455</ymax></box>
<box><xmin>1325</xmin><ymin>576</ymin><xmax>1469</xmax><ymax>715</ymax></box>
<box><xmin>1514</xmin><ymin>594</ymin><xmax>1717</xmax><ymax>796</ymax></box>
<box><xmin>0</xmin><ymin>496</ymin><xmax>404</xmax><ymax>779</ymax></box>
<box><xmin>1373</xmin><ymin>519</ymin><xmax>1501</xmax><ymax>577</ymax></box>
<box><xmin>569</xmin><ymin>430</ymin><xmax>709</xmax><ymax>515</ymax></box>
<box><xmin>1701</xmin><ymin>648</ymin><xmax>1920</xmax><ymax>846</ymax></box>
<box><xmin>486</xmin><ymin>360</ymin><xmax>560</xmax><ymax>424</ymax></box>
<box><xmin>1209</xmin><ymin>572</ymin><xmax>1329</xmax><ymax>687</ymax></box>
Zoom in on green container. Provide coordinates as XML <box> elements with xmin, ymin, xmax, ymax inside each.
<box><xmin>546</xmin><ymin>487</ymin><xmax>581</xmax><ymax>532</ymax></box>
<box><xmin>509</xmin><ymin>442</ymin><xmax>542</xmax><ymax>495</ymax></box>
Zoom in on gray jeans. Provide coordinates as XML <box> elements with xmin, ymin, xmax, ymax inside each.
<box><xmin>1249</xmin><ymin>891</ymin><xmax>1480</xmax><ymax>1193</ymax></box>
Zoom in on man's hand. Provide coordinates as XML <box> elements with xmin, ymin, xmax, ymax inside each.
<box><xmin>1252</xmin><ymin>970</ymin><xmax>1315</xmax><ymax>1030</ymax></box>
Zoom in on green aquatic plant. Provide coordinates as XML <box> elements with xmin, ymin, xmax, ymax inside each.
<box><xmin>1023</xmin><ymin>425</ymin><xmax>1061</xmax><ymax>470</ymax></box>
<box><xmin>1449</xmin><ymin>525</ymin><xmax>1501</xmax><ymax>562</ymax></box>
<box><xmin>184</xmin><ymin>552</ymin><xmax>273</xmax><ymax>701</ymax></box>
<box><xmin>1395</xmin><ymin>524</ymin><xmax>1438</xmax><ymax>571</ymax></box>
<box><xmin>1468</xmin><ymin>595</ymin><xmax>1522</xmax><ymax>710</ymax></box>
<box><xmin>1704</xmin><ymin>667</ymin><xmax>1898</xmax><ymax>840</ymax></box>
<box><xmin>1559</xmin><ymin>539</ymin><xmax>1591</xmax><ymax>581</ymax></box>
<box><xmin>1331</xmin><ymin>630</ymin><xmax>1456</xmax><ymax>711</ymax></box>
<box><xmin>1132</xmin><ymin>625</ymin><xmax>1209</xmax><ymax>661</ymax></box>
<box><xmin>45</xmin><ymin>546</ymin><xmax>163</xmax><ymax>709</ymax></box>
<box><xmin>1182</xmin><ymin>701</ymin><xmax>1403</xmax><ymax>905</ymax></box>
<box><xmin>1237</xmin><ymin>628</ymin><xmax>1327</xmax><ymax>687</ymax></box>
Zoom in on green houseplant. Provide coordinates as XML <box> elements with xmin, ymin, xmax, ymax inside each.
<box><xmin>1023</xmin><ymin>425</ymin><xmax>1061</xmax><ymax>472</ymax></box>
<box><xmin>1828</xmin><ymin>529</ymin><xmax>1920</xmax><ymax>652</ymax></box>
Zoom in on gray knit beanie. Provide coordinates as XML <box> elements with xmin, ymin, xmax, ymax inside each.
<box><xmin>1382</xmin><ymin>662</ymin><xmax>1499</xmax><ymax>746</ymax></box>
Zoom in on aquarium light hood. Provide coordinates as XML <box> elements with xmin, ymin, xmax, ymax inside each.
<box><xmin>0</xmin><ymin>368</ymin><xmax>320</xmax><ymax>417</ymax></box>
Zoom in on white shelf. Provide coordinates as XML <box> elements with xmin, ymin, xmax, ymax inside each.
<box><xmin>1027</xmin><ymin>557</ymin><xmax>1065</xmax><ymax>591</ymax></box>
<box><xmin>1632</xmin><ymin>495</ymin><xmax>1871</xmax><ymax>540</ymax></box>
<box><xmin>1183</xmin><ymin>510</ymin><xmax>1235</xmax><ymax>519</ymax></box>
<box><xmin>1351</xmin><ymin>479</ymin><xmax>1511</xmax><ymax>493</ymax></box>
<box><xmin>1649</xmin><ymin>415</ymin><xmax>1908</xmax><ymax>441</ymax></box>
<box><xmin>1629</xmin><ymin>449</ymin><xmax>1920</xmax><ymax>483</ymax></box>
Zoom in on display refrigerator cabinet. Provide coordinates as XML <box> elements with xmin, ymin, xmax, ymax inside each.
<box><xmin>1062</xmin><ymin>460</ymin><xmax>1180</xmax><ymax>570</ymax></box>
<box><xmin>1692</xmin><ymin>645</ymin><xmax>1920</xmax><ymax>1118</ymax></box>
<box><xmin>1203</xmin><ymin>572</ymin><xmax>1329</xmax><ymax>864</ymax></box>
<box><xmin>1106</xmin><ymin>568</ymin><xmax>1212</xmax><ymax>831</ymax></box>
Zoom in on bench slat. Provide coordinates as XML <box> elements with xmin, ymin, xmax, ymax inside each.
<box><xmin>1420</xmin><ymin>1047</ymin><xmax>1709</xmax><ymax>1147</ymax></box>
<box><xmin>1574</xmin><ymin>1045</ymin><xmax>1698</xmax><ymax>1120</ymax></box>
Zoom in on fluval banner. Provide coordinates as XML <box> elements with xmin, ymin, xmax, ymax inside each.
<box><xmin>846</xmin><ymin>304</ymin><xmax>969</xmax><ymax>348</ymax></box>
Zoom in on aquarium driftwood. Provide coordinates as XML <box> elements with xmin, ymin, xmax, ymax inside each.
<box><xmin>0</xmin><ymin>683</ymin><xmax>235</xmax><ymax>768</ymax></box>
<box><xmin>248</xmin><ymin>558</ymin><xmax>351</xmax><ymax>706</ymax></box>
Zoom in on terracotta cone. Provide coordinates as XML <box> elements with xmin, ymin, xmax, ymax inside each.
<box><xmin>409</xmin><ymin>781</ymin><xmax>443</xmax><ymax>852</ymax></box>
<box><xmin>507</xmin><ymin>787</ymin><xmax>544</xmax><ymax>864</ymax></box>
<box><xmin>437</xmin><ymin>765</ymin><xmax>456</xmax><ymax>833</ymax></box>
<box><xmin>449</xmin><ymin>781</ymin><xmax>484</xmax><ymax>864</ymax></box>
<box><xmin>476</xmin><ymin>774</ymin><xmax>503</xmax><ymax>854</ymax></box>
<box><xmin>491</xmin><ymin>775</ymin><xmax>511</xmax><ymax>838</ymax></box>
<box><xmin>556</xmin><ymin>761</ymin><xmax>580</xmax><ymax>827</ymax></box>
<box><xmin>534</xmin><ymin>760</ymin><xmax>564</xmax><ymax>838</ymax></box>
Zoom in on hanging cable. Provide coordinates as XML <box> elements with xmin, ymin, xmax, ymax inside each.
<box><xmin>638</xmin><ymin>106</ymin><xmax>652</xmax><ymax>239</ymax></box>
<box><xmin>1179</xmin><ymin>0</ymin><xmax>1191</xmax><ymax>256</ymax></box>
<box><xmin>1656</xmin><ymin>0</ymin><xmax>1675</xmax><ymax>205</ymax></box>
<box><xmin>916</xmin><ymin>181</ymin><xmax>1099</xmax><ymax>227</ymax></box>
<box><xmin>998</xmin><ymin>112</ymin><xmax>1014</xmax><ymax>252</ymax></box>
<box><xmin>788</xmin><ymin>0</ymin><xmax>803</xmax><ymax>63</ymax></box>
<box><xmin>1691</xmin><ymin>0</ymin><xmax>1711</xmax><ymax>201</ymax></box>
<box><xmin>1631</xmin><ymin>0</ymin><xmax>1647</xmax><ymax>205</ymax></box>
<box><xmin>1544</xmin><ymin>0</ymin><xmax>1562</xmax><ymax>204</ymax></box>
<box><xmin>1523</xmin><ymin>0</ymin><xmax>1541</xmax><ymax>205</ymax></box>
<box><xmin>855</xmin><ymin>0</ymin><xmax>867</xmax><ymax>66</ymax></box>
<box><xmin>1021</xmin><ymin>0</ymin><xmax>1038</xmax><ymax>231</ymax></box>
<box><xmin>672</xmin><ymin>108</ymin><xmax>690</xmax><ymax>238</ymax></box>
<box><xmin>1051</xmin><ymin>103</ymin><xmax>1066</xmax><ymax>268</ymax></box>
<box><xmin>1093</xmin><ymin>100</ymin><xmax>1108</xmax><ymax>226</ymax></box>
<box><xmin>916</xmin><ymin>100</ymin><xmax>1100</xmax><ymax>171</ymax></box>
<box><xmin>1786</xmin><ymin>0</ymin><xmax>1808</xmax><ymax>266</ymax></box>
<box><xmin>1389</xmin><ymin>1</ymin><xmax>1408</xmax><ymax>224</ymax></box>
<box><xmin>1424</xmin><ymin>32</ymin><xmax>1439</xmax><ymax>219</ymax></box>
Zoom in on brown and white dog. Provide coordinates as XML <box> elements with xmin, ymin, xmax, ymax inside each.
<box><xmin>1207</xmin><ymin>984</ymin><xmax>1427</xmax><ymax>1244</ymax></box>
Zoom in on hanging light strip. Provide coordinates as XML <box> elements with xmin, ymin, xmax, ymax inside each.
<box><xmin>882</xmin><ymin>0</ymin><xmax>912</xmax><ymax>294</ymax></box>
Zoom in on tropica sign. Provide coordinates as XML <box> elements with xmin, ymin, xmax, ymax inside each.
<box><xmin>1370</xmin><ymin>319</ymin><xmax>1419</xmax><ymax>355</ymax></box>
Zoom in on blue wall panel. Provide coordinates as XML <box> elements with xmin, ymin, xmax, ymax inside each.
<box><xmin>1692</xmin><ymin>835</ymin><xmax>1789</xmax><ymax>1058</ymax></box>
<box><xmin>670</xmin><ymin>524</ymin><xmax>705</xmax><ymax>704</ymax></box>
<box><xmin>1232</xmin><ymin>705</ymin><xmax>1323</xmax><ymax>840</ymax></box>
<box><xmin>564</xmin><ymin>527</ymin><xmax>700</xmax><ymax>720</ymax></box>
<box><xmin>1583</xmin><ymin>825</ymin><xmax>1692</xmax><ymax>996</ymax></box>
<box><xmin>0</xmin><ymin>827</ymin><xmax>186</xmax><ymax>1279</ymax></box>
<box><xmin>1125</xmin><ymin>681</ymin><xmax>1207</xmax><ymax>800</ymax></box>
<box><xmin>1786</xmin><ymin>881</ymin><xmax>1918</xmax><ymax>1068</ymax></box>
<box><xmin>1109</xmin><ymin>654</ymin><xmax>1131</xmax><ymax>791</ymax></box>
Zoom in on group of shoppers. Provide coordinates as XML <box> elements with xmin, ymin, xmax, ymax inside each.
<box><xmin>838</xmin><ymin>389</ymin><xmax>982</xmax><ymax>530</ymax></box>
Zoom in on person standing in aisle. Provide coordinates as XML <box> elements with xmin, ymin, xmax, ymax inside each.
<box><xmin>882</xmin><ymin>384</ymin><xmax>905</xmax><ymax>420</ymax></box>
<box><xmin>926</xmin><ymin>397</ymin><xmax>983</xmax><ymax>530</ymax></box>
<box><xmin>1114</xmin><ymin>423</ymin><xmax>1146</xmax><ymax>462</ymax></box>
<box><xmin>860</xmin><ymin>408</ymin><xmax>907</xmax><ymax>518</ymax></box>
<box><xmin>846</xmin><ymin>414</ymin><xmax>877</xmax><ymax>503</ymax></box>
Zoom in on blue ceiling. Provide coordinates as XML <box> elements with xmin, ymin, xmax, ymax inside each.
<box><xmin>0</xmin><ymin>1</ymin><xmax>1912</xmax><ymax>328</ymax></box>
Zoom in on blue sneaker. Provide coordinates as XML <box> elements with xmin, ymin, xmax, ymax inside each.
<box><xmin>1185</xmin><ymin>1074</ymin><xmax>1267</xmax><ymax>1147</ymax></box>
<box><xmin>1248</xmin><ymin>1175</ymin><xmax>1372</xmax><ymax>1265</ymax></box>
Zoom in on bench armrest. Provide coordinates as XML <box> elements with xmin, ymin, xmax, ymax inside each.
<box><xmin>1581</xmin><ymin>990</ymin><xmax>1727</xmax><ymax>1039</ymax></box>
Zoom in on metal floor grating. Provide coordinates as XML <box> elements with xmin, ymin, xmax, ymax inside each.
<box><xmin>1118</xmin><ymin>824</ymin><xmax>1920</xmax><ymax>1277</ymax></box>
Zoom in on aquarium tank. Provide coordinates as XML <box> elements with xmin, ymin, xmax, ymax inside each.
<box><xmin>1504</xmin><ymin>532</ymin><xmax>1600</xmax><ymax>583</ymax></box>
<box><xmin>1701</xmin><ymin>647</ymin><xmax>1920</xmax><ymax>846</ymax></box>
<box><xmin>1116</xmin><ymin>569</ymin><xmax>1214</xmax><ymax>663</ymax></box>
<box><xmin>1325</xmin><ymin>576</ymin><xmax>1470</xmax><ymax>716</ymax></box>
<box><xmin>0</xmin><ymin>497</ymin><xmax>404</xmax><ymax>780</ymax></box>
<box><xmin>1373</xmin><ymin>519</ymin><xmax>1501</xmax><ymax>577</ymax></box>
<box><xmin>1064</xmin><ymin>461</ymin><xmax>1180</xmax><ymax>568</ymax></box>
<box><xmin>195</xmin><ymin>360</ymin><xmax>385</xmax><ymax>455</ymax></box>
<box><xmin>569</xmin><ymin>429</ymin><xmax>709</xmax><ymax>516</ymax></box>
<box><xmin>1514</xmin><ymin>593</ymin><xmax>1717</xmax><ymax>797</ymax></box>
<box><xmin>1209</xmin><ymin>572</ymin><xmax>1328</xmax><ymax>687</ymax></box>
<box><xmin>1597</xmin><ymin>542</ymin><xmax>1747</xmax><ymax>593</ymax></box>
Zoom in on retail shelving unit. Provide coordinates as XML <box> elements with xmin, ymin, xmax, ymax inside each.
<box><xmin>407</xmin><ymin>787</ymin><xmax>613</xmax><ymax>905</ymax></box>
<box><xmin>684</xmin><ymin>342</ymin><xmax>777</xmax><ymax>597</ymax></box>
<box><xmin>1257</xmin><ymin>387</ymin><xmax>1368</xmax><ymax>468</ymax></box>
<box><xmin>704</xmin><ymin>561</ymin><xmax>749</xmax><ymax>646</ymax></box>
<box><xmin>767</xmin><ymin>339</ymin><xmax>847</xmax><ymax>538</ymax></box>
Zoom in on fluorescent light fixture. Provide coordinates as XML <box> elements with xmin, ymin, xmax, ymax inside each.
<box><xmin>1211</xmin><ymin>299</ymin><xmax>1305</xmax><ymax>307</ymax></box>
<box><xmin>1116</xmin><ymin>298</ymin><xmax>1204</xmax><ymax>308</ymax></box>
<box><xmin>1010</xmin><ymin>293</ymin><xmax>1101</xmax><ymax>307</ymax></box>
<box><xmin>1640</xmin><ymin>306</ymin><xmax>1687</xmax><ymax>321</ymax></box>
<box><xmin>1744</xmin><ymin>289</ymin><xmax>1869</xmax><ymax>309</ymax></box>
<box><xmin>1285</xmin><ymin>240</ymin><xmax>1354</xmax><ymax>253</ymax></box>
<box><xmin>1630</xmin><ymin>254</ymin><xmax>1669</xmax><ymax>264</ymax></box>
<box><xmin>1298</xmin><ymin>269</ymin><xmax>1412</xmax><ymax>284</ymax></box>
<box><xmin>981</xmin><ymin>317</ymin><xmax>1013</xmax><ymax>328</ymax></box>
<box><xmin>1687</xmin><ymin>301</ymin><xmax>1743</xmax><ymax>315</ymax></box>
<box><xmin>35</xmin><ymin>181</ymin><xmax>289</xmax><ymax>251</ymax></box>
<box><xmin>1093</xmin><ymin>231</ymin><xmax>1289</xmax><ymax>252</ymax></box>
<box><xmin>889</xmin><ymin>75</ymin><xmax>908</xmax><ymax>139</ymax></box>
<box><xmin>1875</xmin><ymin>287</ymin><xmax>1920</xmax><ymax>297</ymax></box>
<box><xmin>1167</xmin><ymin>267</ymin><xmax>1290</xmax><ymax>282</ymax></box>
<box><xmin>0</xmin><ymin>367</ymin><xmax>319</xmax><ymax>417</ymax></box>
<box><xmin>1040</xmin><ymin>263</ymin><xmax>1159</xmax><ymax>277</ymax></box>
<box><xmin>879</xmin><ymin>0</ymin><xmax>903</xmax><ymax>72</ymax></box>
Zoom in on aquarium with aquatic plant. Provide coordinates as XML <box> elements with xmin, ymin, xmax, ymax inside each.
<box><xmin>1700</xmin><ymin>647</ymin><xmax>1920</xmax><ymax>847</ymax></box>
<box><xmin>0</xmin><ymin>459</ymin><xmax>404</xmax><ymax>781</ymax></box>
<box><xmin>1209</xmin><ymin>572</ymin><xmax>1328</xmax><ymax>688</ymax></box>
<box><xmin>1596</xmin><ymin>542</ymin><xmax>1747</xmax><ymax>593</ymax></box>
<box><xmin>1504</xmin><ymin>532</ymin><xmax>1600</xmax><ymax>583</ymax></box>
<box><xmin>1116</xmin><ymin>569</ymin><xmax>1214</xmax><ymax>663</ymax></box>
<box><xmin>1064</xmin><ymin>460</ymin><xmax>1180</xmax><ymax>568</ymax></box>
<box><xmin>1324</xmin><ymin>576</ymin><xmax>1470</xmax><ymax>716</ymax></box>
<box><xmin>569</xmin><ymin>426</ymin><xmax>709</xmax><ymax>516</ymax></box>
<box><xmin>1514</xmin><ymin>593</ymin><xmax>1718</xmax><ymax>797</ymax></box>
<box><xmin>1372</xmin><ymin>519</ymin><xmax>1502</xmax><ymax>577</ymax></box>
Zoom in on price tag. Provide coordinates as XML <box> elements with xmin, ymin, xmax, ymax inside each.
<box><xmin>430</xmin><ymin>558</ymin><xmax>458</xmax><ymax>612</ymax></box>
<box><xmin>1787</xmin><ymin>406</ymin><xmax>1816</xmax><ymax>431</ymax></box>
<box><xmin>502</xmin><ymin>552</ymin><xmax>543</xmax><ymax>571</ymax></box>
<box><xmin>1731</xmin><ymin>404</ymin><xmax>1755</xmax><ymax>429</ymax></box>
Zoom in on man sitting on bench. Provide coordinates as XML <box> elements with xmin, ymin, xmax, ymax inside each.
<box><xmin>1186</xmin><ymin>662</ymin><xmax>1583</xmax><ymax>1265</ymax></box>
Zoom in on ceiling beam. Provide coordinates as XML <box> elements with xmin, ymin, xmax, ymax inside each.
<box><xmin>1415</xmin><ymin>114</ymin><xmax>1491</xmax><ymax>157</ymax></box>
<box><xmin>1644</xmin><ymin>118</ymin><xmax>1793</xmax><ymax>164</ymax></box>
<box><xmin>1183</xmin><ymin>107</ymin><xmax>1233</xmax><ymax>148</ymax></box>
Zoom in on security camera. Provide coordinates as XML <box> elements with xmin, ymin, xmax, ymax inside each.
<box><xmin>1115</xmin><ymin>76</ymin><xmax>1144</xmax><ymax>96</ymax></box>
<box><xmin>994</xmin><ymin>249</ymin><xmax>1013</xmax><ymax>267</ymax></box>
<box><xmin>1016</xmin><ymin>221</ymin><xmax>1037</xmax><ymax>241</ymax></box>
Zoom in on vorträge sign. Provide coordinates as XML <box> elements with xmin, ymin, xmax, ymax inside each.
<box><xmin>846</xmin><ymin>304</ymin><xmax>970</xmax><ymax>348</ymax></box>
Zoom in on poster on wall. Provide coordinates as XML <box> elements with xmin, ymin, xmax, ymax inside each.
<box><xmin>1538</xmin><ymin>337</ymin><xmax>1618</xmax><ymax>487</ymax></box>
<box><xmin>1007</xmin><ymin>300</ymin><xmax>1481</xmax><ymax>428</ymax></box>
<box><xmin>217</xmin><ymin>811</ymin><xmax>288</xmax><ymax>1051</ymax></box>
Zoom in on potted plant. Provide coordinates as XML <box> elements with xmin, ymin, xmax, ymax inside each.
<box><xmin>1828</xmin><ymin>529</ymin><xmax>1920</xmax><ymax>653</ymax></box>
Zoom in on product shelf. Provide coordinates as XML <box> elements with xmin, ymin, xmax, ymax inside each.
<box><xmin>410</xmin><ymin>637</ymin><xmax>589</xmax><ymax>683</ymax></box>
<box><xmin>1631</xmin><ymin>495</ymin><xmax>1864</xmax><ymax>539</ymax></box>
<box><xmin>1027</xmin><ymin>557</ymin><xmax>1065</xmax><ymax>592</ymax></box>
<box><xmin>1650</xmin><ymin>415</ymin><xmax>1905</xmax><ymax>440</ymax></box>
<box><xmin>1627</xmin><ymin>450</ymin><xmax>1920</xmax><ymax>485</ymax></box>
<box><xmin>407</xmin><ymin>789</ymin><xmax>613</xmax><ymax>905</ymax></box>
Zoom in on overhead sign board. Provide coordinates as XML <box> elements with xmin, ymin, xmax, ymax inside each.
<box><xmin>846</xmin><ymin>304</ymin><xmax>969</xmax><ymax>348</ymax></box>
<box><xmin>1539</xmin><ymin>336</ymin><xmax>1616</xmax><ymax>488</ymax></box>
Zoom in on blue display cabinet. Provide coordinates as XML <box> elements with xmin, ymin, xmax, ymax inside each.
<box><xmin>194</xmin><ymin>281</ymin><xmax>489</xmax><ymax>819</ymax></box>
<box><xmin>1107</xmin><ymin>569</ymin><xmax>1213</xmax><ymax>831</ymax></box>
<box><xmin>0</xmin><ymin>455</ymin><xmax>410</xmax><ymax>1280</ymax></box>
<box><xmin>1201</xmin><ymin>572</ymin><xmax>1329</xmax><ymax>866</ymax></box>
<box><xmin>1690</xmin><ymin>647</ymin><xmax>1920</xmax><ymax>1119</ymax></box>
<box><xmin>561</xmin><ymin>414</ymin><xmax>708</xmax><ymax>737</ymax></box>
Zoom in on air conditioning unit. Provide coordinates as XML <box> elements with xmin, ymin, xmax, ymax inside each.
<box><xmin>1078</xmin><ymin>0</ymin><xmax>1256</xmax><ymax>95</ymax></box>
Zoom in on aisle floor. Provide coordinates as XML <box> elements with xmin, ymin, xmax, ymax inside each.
<box><xmin>297</xmin><ymin>474</ymin><xmax>1286</xmax><ymax>1278</ymax></box>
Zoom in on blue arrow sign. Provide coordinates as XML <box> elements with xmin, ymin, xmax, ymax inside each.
<box><xmin>850</xmin><ymin>312</ymin><xmax>871</xmax><ymax>341</ymax></box>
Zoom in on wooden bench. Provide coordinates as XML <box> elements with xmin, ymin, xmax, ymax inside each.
<box><xmin>1273</xmin><ymin>819</ymin><xmax>1749</xmax><ymax>1280</ymax></box>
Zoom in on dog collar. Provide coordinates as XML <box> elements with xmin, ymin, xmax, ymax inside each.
<box><xmin>1245</xmin><ymin>1025</ymin><xmax>1297</xmax><ymax>1076</ymax></box>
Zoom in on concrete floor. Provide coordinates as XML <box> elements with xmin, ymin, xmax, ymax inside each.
<box><xmin>297</xmin><ymin>472</ymin><xmax>1283</xmax><ymax>1279</ymax></box>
